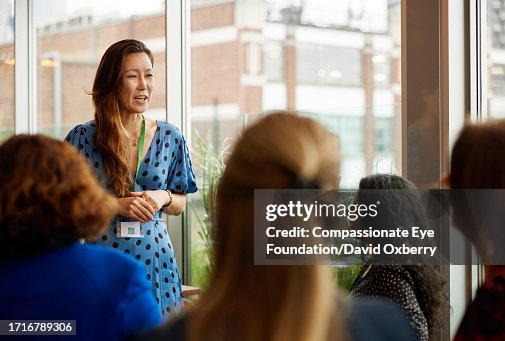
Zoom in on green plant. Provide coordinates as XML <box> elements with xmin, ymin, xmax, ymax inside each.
<box><xmin>333</xmin><ymin>264</ymin><xmax>362</xmax><ymax>293</ymax></box>
<box><xmin>0</xmin><ymin>129</ymin><xmax>14</xmax><ymax>144</ymax></box>
<box><xmin>187</xmin><ymin>132</ymin><xmax>362</xmax><ymax>291</ymax></box>
<box><xmin>189</xmin><ymin>132</ymin><xmax>227</xmax><ymax>288</ymax></box>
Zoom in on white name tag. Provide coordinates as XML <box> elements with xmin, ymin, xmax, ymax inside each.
<box><xmin>118</xmin><ymin>221</ymin><xmax>143</xmax><ymax>238</ymax></box>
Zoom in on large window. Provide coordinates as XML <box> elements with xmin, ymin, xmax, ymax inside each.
<box><xmin>190</xmin><ymin>0</ymin><xmax>400</xmax><ymax>187</ymax></box>
<box><xmin>0</xmin><ymin>0</ymin><xmax>15</xmax><ymax>142</ymax></box>
<box><xmin>188</xmin><ymin>0</ymin><xmax>401</xmax><ymax>287</ymax></box>
<box><xmin>33</xmin><ymin>0</ymin><xmax>166</xmax><ymax>138</ymax></box>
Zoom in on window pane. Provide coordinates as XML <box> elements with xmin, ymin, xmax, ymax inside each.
<box><xmin>0</xmin><ymin>0</ymin><xmax>15</xmax><ymax>142</ymax></box>
<box><xmin>34</xmin><ymin>0</ymin><xmax>166</xmax><ymax>139</ymax></box>
<box><xmin>488</xmin><ymin>0</ymin><xmax>505</xmax><ymax>117</ymax></box>
<box><xmin>297</xmin><ymin>45</ymin><xmax>362</xmax><ymax>86</ymax></box>
<box><xmin>189</xmin><ymin>0</ymin><xmax>401</xmax><ymax>287</ymax></box>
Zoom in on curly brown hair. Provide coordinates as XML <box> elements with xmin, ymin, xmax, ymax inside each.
<box><xmin>0</xmin><ymin>135</ymin><xmax>118</xmax><ymax>259</ymax></box>
<box><xmin>358</xmin><ymin>174</ymin><xmax>449</xmax><ymax>340</ymax></box>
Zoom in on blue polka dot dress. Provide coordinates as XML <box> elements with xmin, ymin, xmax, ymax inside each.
<box><xmin>65</xmin><ymin>120</ymin><xmax>198</xmax><ymax>317</ymax></box>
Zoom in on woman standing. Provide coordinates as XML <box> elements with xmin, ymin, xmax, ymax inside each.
<box><xmin>66</xmin><ymin>39</ymin><xmax>197</xmax><ymax>317</ymax></box>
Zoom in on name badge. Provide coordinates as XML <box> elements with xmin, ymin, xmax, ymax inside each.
<box><xmin>117</xmin><ymin>221</ymin><xmax>143</xmax><ymax>238</ymax></box>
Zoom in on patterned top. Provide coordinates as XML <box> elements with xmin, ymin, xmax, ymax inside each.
<box><xmin>350</xmin><ymin>265</ymin><xmax>429</xmax><ymax>341</ymax></box>
<box><xmin>65</xmin><ymin>120</ymin><xmax>197</xmax><ymax>318</ymax></box>
<box><xmin>454</xmin><ymin>266</ymin><xmax>505</xmax><ymax>341</ymax></box>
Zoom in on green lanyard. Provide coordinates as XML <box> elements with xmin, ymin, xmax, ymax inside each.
<box><xmin>134</xmin><ymin>115</ymin><xmax>146</xmax><ymax>183</ymax></box>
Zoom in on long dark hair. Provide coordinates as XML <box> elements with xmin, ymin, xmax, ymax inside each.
<box><xmin>358</xmin><ymin>174</ymin><xmax>448</xmax><ymax>340</ymax></box>
<box><xmin>450</xmin><ymin>120</ymin><xmax>505</xmax><ymax>189</ymax></box>
<box><xmin>92</xmin><ymin>39</ymin><xmax>153</xmax><ymax>196</ymax></box>
<box><xmin>450</xmin><ymin>120</ymin><xmax>505</xmax><ymax>266</ymax></box>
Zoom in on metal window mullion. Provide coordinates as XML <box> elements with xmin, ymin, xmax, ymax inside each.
<box><xmin>14</xmin><ymin>0</ymin><xmax>36</xmax><ymax>134</ymax></box>
<box><xmin>166</xmin><ymin>0</ymin><xmax>192</xmax><ymax>284</ymax></box>
<box><xmin>471</xmin><ymin>0</ymin><xmax>488</xmax><ymax>122</ymax></box>
<box><xmin>470</xmin><ymin>0</ymin><xmax>487</xmax><ymax>297</ymax></box>
<box><xmin>181</xmin><ymin>0</ymin><xmax>193</xmax><ymax>285</ymax></box>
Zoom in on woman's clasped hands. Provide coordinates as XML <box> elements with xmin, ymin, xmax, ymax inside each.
<box><xmin>118</xmin><ymin>191</ymin><xmax>168</xmax><ymax>222</ymax></box>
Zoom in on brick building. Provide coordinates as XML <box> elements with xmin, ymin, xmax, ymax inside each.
<box><xmin>1</xmin><ymin>0</ymin><xmax>403</xmax><ymax>186</ymax></box>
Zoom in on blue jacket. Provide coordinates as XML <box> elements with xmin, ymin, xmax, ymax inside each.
<box><xmin>0</xmin><ymin>243</ymin><xmax>163</xmax><ymax>340</ymax></box>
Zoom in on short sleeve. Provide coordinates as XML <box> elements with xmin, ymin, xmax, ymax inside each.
<box><xmin>64</xmin><ymin>123</ymin><xmax>96</xmax><ymax>161</ymax></box>
<box><xmin>65</xmin><ymin>125</ymin><xmax>86</xmax><ymax>156</ymax></box>
<box><xmin>64</xmin><ymin>122</ymin><xmax>110</xmax><ymax>190</ymax></box>
<box><xmin>167</xmin><ymin>131</ymin><xmax>198</xmax><ymax>195</ymax></box>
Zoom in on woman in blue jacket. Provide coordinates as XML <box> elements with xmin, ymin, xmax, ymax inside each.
<box><xmin>0</xmin><ymin>134</ymin><xmax>163</xmax><ymax>340</ymax></box>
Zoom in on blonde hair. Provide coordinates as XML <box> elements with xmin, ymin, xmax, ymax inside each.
<box><xmin>188</xmin><ymin>112</ymin><xmax>344</xmax><ymax>341</ymax></box>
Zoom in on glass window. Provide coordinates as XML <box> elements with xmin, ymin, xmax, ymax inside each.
<box><xmin>189</xmin><ymin>0</ymin><xmax>401</xmax><ymax>287</ymax></box>
<box><xmin>375</xmin><ymin>117</ymin><xmax>392</xmax><ymax>155</ymax></box>
<box><xmin>34</xmin><ymin>0</ymin><xmax>166</xmax><ymax>138</ymax></box>
<box><xmin>488</xmin><ymin>0</ymin><xmax>505</xmax><ymax>118</ymax></box>
<box><xmin>490</xmin><ymin>63</ymin><xmax>505</xmax><ymax>96</ymax></box>
<box><xmin>373</xmin><ymin>52</ymin><xmax>391</xmax><ymax>87</ymax></box>
<box><xmin>0</xmin><ymin>0</ymin><xmax>15</xmax><ymax>142</ymax></box>
<box><xmin>297</xmin><ymin>45</ymin><xmax>361</xmax><ymax>86</ymax></box>
<box><xmin>264</xmin><ymin>42</ymin><xmax>283</xmax><ymax>82</ymax></box>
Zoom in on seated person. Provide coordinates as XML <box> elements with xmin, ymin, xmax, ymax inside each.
<box><xmin>448</xmin><ymin>121</ymin><xmax>505</xmax><ymax>340</ymax></box>
<box><xmin>350</xmin><ymin>174</ymin><xmax>448</xmax><ymax>341</ymax></box>
<box><xmin>130</xmin><ymin>112</ymin><xmax>415</xmax><ymax>341</ymax></box>
<box><xmin>0</xmin><ymin>134</ymin><xmax>163</xmax><ymax>340</ymax></box>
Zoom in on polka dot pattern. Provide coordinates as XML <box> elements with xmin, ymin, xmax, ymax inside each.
<box><xmin>350</xmin><ymin>265</ymin><xmax>429</xmax><ymax>341</ymax></box>
<box><xmin>65</xmin><ymin>120</ymin><xmax>198</xmax><ymax>318</ymax></box>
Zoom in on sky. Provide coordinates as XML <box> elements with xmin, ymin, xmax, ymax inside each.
<box><xmin>65</xmin><ymin>0</ymin><xmax>164</xmax><ymax>17</ymax></box>
<box><xmin>266</xmin><ymin>0</ymin><xmax>388</xmax><ymax>32</ymax></box>
<box><xmin>34</xmin><ymin>0</ymin><xmax>164</xmax><ymax>26</ymax></box>
<box><xmin>32</xmin><ymin>0</ymin><xmax>388</xmax><ymax>32</ymax></box>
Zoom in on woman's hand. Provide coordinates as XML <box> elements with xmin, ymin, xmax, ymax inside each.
<box><xmin>117</xmin><ymin>192</ymin><xmax>155</xmax><ymax>223</ymax></box>
<box><xmin>139</xmin><ymin>190</ymin><xmax>171</xmax><ymax>212</ymax></box>
<box><xmin>123</xmin><ymin>190</ymin><xmax>187</xmax><ymax>217</ymax></box>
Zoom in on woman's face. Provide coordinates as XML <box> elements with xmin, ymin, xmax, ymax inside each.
<box><xmin>119</xmin><ymin>52</ymin><xmax>154</xmax><ymax>115</ymax></box>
